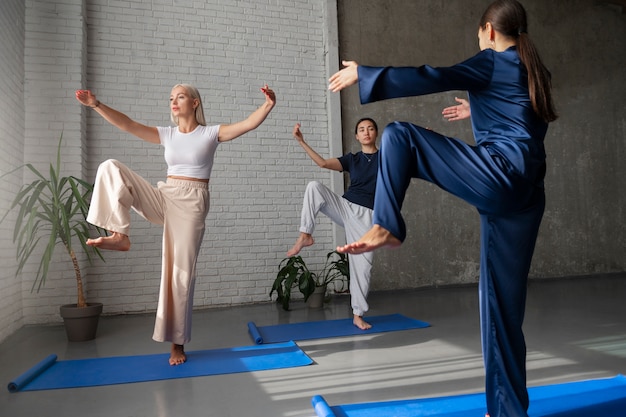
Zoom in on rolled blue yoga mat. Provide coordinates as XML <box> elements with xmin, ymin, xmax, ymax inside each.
<box><xmin>8</xmin><ymin>341</ymin><xmax>312</xmax><ymax>392</ymax></box>
<box><xmin>247</xmin><ymin>321</ymin><xmax>263</xmax><ymax>344</ymax></box>
<box><xmin>311</xmin><ymin>395</ymin><xmax>335</xmax><ymax>417</ymax></box>
<box><xmin>311</xmin><ymin>375</ymin><xmax>626</xmax><ymax>417</ymax></box>
<box><xmin>248</xmin><ymin>314</ymin><xmax>430</xmax><ymax>345</ymax></box>
<box><xmin>7</xmin><ymin>354</ymin><xmax>58</xmax><ymax>393</ymax></box>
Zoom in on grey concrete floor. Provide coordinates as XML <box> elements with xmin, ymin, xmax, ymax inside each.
<box><xmin>1</xmin><ymin>274</ymin><xmax>625</xmax><ymax>417</ymax></box>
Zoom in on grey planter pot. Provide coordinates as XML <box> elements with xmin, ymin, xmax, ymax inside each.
<box><xmin>59</xmin><ymin>302</ymin><xmax>103</xmax><ymax>342</ymax></box>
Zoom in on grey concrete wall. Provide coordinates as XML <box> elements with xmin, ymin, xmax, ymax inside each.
<box><xmin>336</xmin><ymin>0</ymin><xmax>626</xmax><ymax>289</ymax></box>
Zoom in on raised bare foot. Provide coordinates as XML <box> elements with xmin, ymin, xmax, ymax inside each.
<box><xmin>353</xmin><ymin>315</ymin><xmax>372</xmax><ymax>330</ymax></box>
<box><xmin>336</xmin><ymin>225</ymin><xmax>401</xmax><ymax>255</ymax></box>
<box><xmin>86</xmin><ymin>232</ymin><xmax>130</xmax><ymax>251</ymax></box>
<box><xmin>169</xmin><ymin>344</ymin><xmax>187</xmax><ymax>366</ymax></box>
<box><xmin>286</xmin><ymin>233</ymin><xmax>314</xmax><ymax>257</ymax></box>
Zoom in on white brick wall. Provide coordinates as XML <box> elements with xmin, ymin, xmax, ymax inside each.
<box><xmin>83</xmin><ymin>1</ymin><xmax>332</xmax><ymax>312</ymax></box>
<box><xmin>0</xmin><ymin>0</ymin><xmax>26</xmax><ymax>341</ymax></box>
<box><xmin>0</xmin><ymin>0</ymin><xmax>342</xmax><ymax>338</ymax></box>
<box><xmin>82</xmin><ymin>0</ymin><xmax>338</xmax><ymax>315</ymax></box>
<box><xmin>18</xmin><ymin>0</ymin><xmax>90</xmax><ymax>325</ymax></box>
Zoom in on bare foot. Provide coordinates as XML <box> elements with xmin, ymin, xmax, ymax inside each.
<box><xmin>169</xmin><ymin>344</ymin><xmax>187</xmax><ymax>366</ymax></box>
<box><xmin>86</xmin><ymin>232</ymin><xmax>130</xmax><ymax>251</ymax></box>
<box><xmin>336</xmin><ymin>225</ymin><xmax>401</xmax><ymax>255</ymax></box>
<box><xmin>286</xmin><ymin>233</ymin><xmax>314</xmax><ymax>257</ymax></box>
<box><xmin>353</xmin><ymin>315</ymin><xmax>372</xmax><ymax>330</ymax></box>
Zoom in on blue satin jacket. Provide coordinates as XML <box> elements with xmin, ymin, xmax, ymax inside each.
<box><xmin>357</xmin><ymin>47</ymin><xmax>548</xmax><ymax>184</ymax></box>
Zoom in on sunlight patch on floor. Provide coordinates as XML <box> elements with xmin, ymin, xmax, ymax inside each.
<box><xmin>260</xmin><ymin>339</ymin><xmax>484</xmax><ymax>401</ymax></box>
<box><xmin>575</xmin><ymin>335</ymin><xmax>626</xmax><ymax>358</ymax></box>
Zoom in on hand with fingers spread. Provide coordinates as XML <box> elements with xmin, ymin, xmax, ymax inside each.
<box><xmin>328</xmin><ymin>60</ymin><xmax>359</xmax><ymax>93</ymax></box>
<box><xmin>442</xmin><ymin>97</ymin><xmax>470</xmax><ymax>122</ymax></box>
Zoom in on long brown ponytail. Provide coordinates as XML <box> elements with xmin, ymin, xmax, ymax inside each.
<box><xmin>480</xmin><ymin>0</ymin><xmax>558</xmax><ymax>123</ymax></box>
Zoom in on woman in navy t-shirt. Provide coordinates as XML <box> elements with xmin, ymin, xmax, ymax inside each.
<box><xmin>287</xmin><ymin>118</ymin><xmax>379</xmax><ymax>330</ymax></box>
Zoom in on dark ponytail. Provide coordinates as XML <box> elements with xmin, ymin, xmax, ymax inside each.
<box><xmin>480</xmin><ymin>0</ymin><xmax>558</xmax><ymax>123</ymax></box>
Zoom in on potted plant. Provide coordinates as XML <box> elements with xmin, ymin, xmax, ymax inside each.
<box><xmin>0</xmin><ymin>134</ymin><xmax>105</xmax><ymax>341</ymax></box>
<box><xmin>270</xmin><ymin>250</ymin><xmax>349</xmax><ymax>310</ymax></box>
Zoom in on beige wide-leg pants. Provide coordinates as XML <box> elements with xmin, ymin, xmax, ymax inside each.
<box><xmin>88</xmin><ymin>159</ymin><xmax>210</xmax><ymax>345</ymax></box>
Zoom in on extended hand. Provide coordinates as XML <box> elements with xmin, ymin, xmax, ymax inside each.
<box><xmin>75</xmin><ymin>89</ymin><xmax>98</xmax><ymax>108</ymax></box>
<box><xmin>442</xmin><ymin>97</ymin><xmax>470</xmax><ymax>122</ymax></box>
<box><xmin>293</xmin><ymin>123</ymin><xmax>304</xmax><ymax>143</ymax></box>
<box><xmin>328</xmin><ymin>60</ymin><xmax>359</xmax><ymax>93</ymax></box>
<box><xmin>260</xmin><ymin>84</ymin><xmax>276</xmax><ymax>106</ymax></box>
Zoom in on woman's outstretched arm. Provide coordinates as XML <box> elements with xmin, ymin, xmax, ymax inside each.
<box><xmin>292</xmin><ymin>123</ymin><xmax>342</xmax><ymax>171</ymax></box>
<box><xmin>75</xmin><ymin>89</ymin><xmax>159</xmax><ymax>144</ymax></box>
<box><xmin>218</xmin><ymin>85</ymin><xmax>277</xmax><ymax>142</ymax></box>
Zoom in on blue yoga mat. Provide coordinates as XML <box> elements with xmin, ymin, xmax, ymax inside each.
<box><xmin>311</xmin><ymin>374</ymin><xmax>626</xmax><ymax>417</ymax></box>
<box><xmin>8</xmin><ymin>340</ymin><xmax>312</xmax><ymax>393</ymax></box>
<box><xmin>248</xmin><ymin>314</ymin><xmax>430</xmax><ymax>344</ymax></box>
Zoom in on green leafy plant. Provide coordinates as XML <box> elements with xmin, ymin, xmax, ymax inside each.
<box><xmin>270</xmin><ymin>250</ymin><xmax>349</xmax><ymax>310</ymax></box>
<box><xmin>0</xmin><ymin>134</ymin><xmax>104</xmax><ymax>308</ymax></box>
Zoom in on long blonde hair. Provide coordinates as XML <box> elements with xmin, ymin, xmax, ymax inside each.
<box><xmin>170</xmin><ymin>83</ymin><xmax>207</xmax><ymax>126</ymax></box>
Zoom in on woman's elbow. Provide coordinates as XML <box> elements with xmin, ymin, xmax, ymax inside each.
<box><xmin>318</xmin><ymin>160</ymin><xmax>338</xmax><ymax>170</ymax></box>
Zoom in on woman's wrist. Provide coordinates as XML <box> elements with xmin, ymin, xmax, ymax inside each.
<box><xmin>91</xmin><ymin>100</ymin><xmax>101</xmax><ymax>109</ymax></box>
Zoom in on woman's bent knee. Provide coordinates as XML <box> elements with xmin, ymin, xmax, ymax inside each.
<box><xmin>98</xmin><ymin>158</ymin><xmax>123</xmax><ymax>171</ymax></box>
<box><xmin>306</xmin><ymin>180</ymin><xmax>325</xmax><ymax>192</ymax></box>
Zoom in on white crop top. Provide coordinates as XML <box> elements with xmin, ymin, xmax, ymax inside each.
<box><xmin>158</xmin><ymin>124</ymin><xmax>220</xmax><ymax>179</ymax></box>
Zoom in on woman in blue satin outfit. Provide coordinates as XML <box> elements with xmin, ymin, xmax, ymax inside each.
<box><xmin>328</xmin><ymin>1</ymin><xmax>557</xmax><ymax>416</ymax></box>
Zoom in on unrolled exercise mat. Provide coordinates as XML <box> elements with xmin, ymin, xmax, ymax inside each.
<box><xmin>8</xmin><ymin>340</ymin><xmax>312</xmax><ymax>392</ymax></box>
<box><xmin>248</xmin><ymin>313</ymin><xmax>430</xmax><ymax>344</ymax></box>
<box><xmin>311</xmin><ymin>374</ymin><xmax>626</xmax><ymax>417</ymax></box>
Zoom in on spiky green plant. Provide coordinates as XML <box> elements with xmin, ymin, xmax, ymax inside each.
<box><xmin>270</xmin><ymin>250</ymin><xmax>349</xmax><ymax>310</ymax></box>
<box><xmin>0</xmin><ymin>134</ymin><xmax>104</xmax><ymax>307</ymax></box>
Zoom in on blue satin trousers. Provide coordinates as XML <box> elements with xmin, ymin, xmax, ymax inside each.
<box><xmin>374</xmin><ymin>122</ymin><xmax>545</xmax><ymax>417</ymax></box>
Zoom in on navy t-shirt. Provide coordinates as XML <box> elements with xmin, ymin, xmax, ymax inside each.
<box><xmin>338</xmin><ymin>151</ymin><xmax>379</xmax><ymax>210</ymax></box>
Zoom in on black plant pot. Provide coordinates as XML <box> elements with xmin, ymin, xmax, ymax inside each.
<box><xmin>59</xmin><ymin>302</ymin><xmax>103</xmax><ymax>342</ymax></box>
<box><xmin>306</xmin><ymin>285</ymin><xmax>326</xmax><ymax>309</ymax></box>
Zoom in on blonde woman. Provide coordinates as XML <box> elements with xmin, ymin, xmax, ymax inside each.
<box><xmin>75</xmin><ymin>84</ymin><xmax>276</xmax><ymax>365</ymax></box>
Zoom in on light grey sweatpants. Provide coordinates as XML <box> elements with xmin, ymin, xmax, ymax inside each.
<box><xmin>87</xmin><ymin>159</ymin><xmax>210</xmax><ymax>345</ymax></box>
<box><xmin>299</xmin><ymin>181</ymin><xmax>374</xmax><ymax>317</ymax></box>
